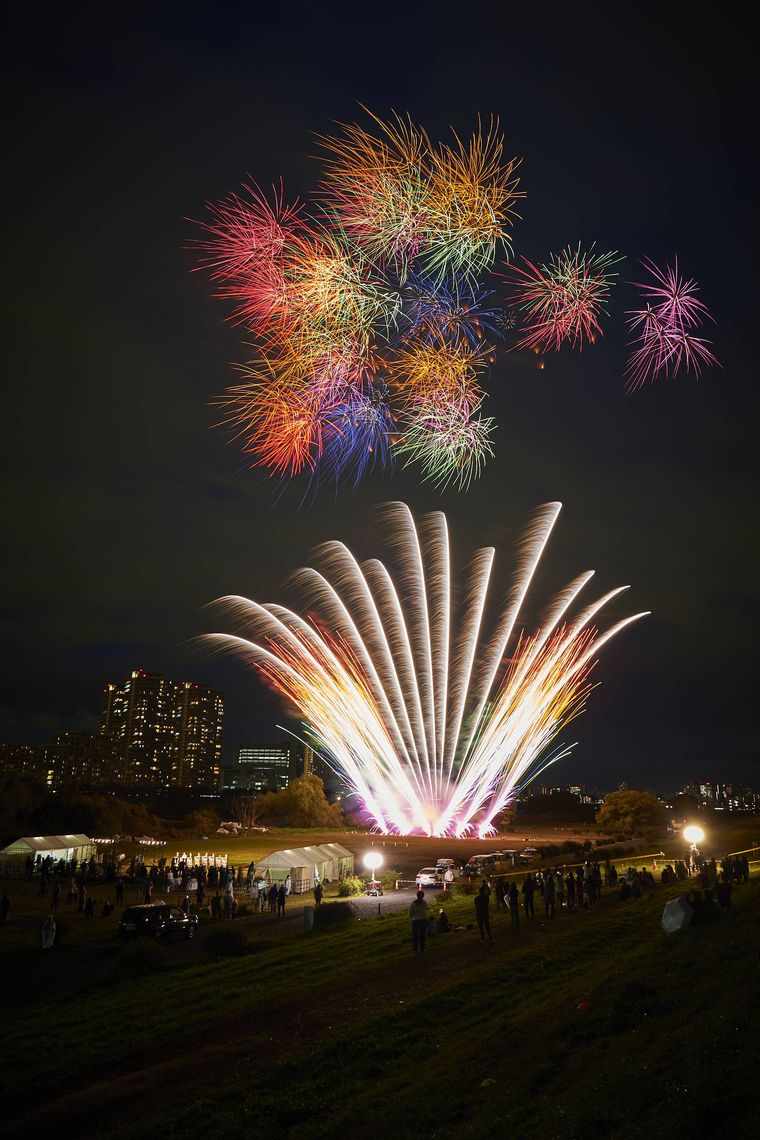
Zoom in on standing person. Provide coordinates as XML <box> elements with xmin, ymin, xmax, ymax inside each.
<box><xmin>181</xmin><ymin>894</ymin><xmax>190</xmax><ymax>917</ymax></box>
<box><xmin>554</xmin><ymin>869</ymin><xmax>565</xmax><ymax>909</ymax></box>
<box><xmin>41</xmin><ymin>914</ymin><xmax>56</xmax><ymax>950</ymax></box>
<box><xmin>408</xmin><ymin>889</ymin><xmax>429</xmax><ymax>955</ymax></box>
<box><xmin>508</xmin><ymin>881</ymin><xmax>520</xmax><ymax>930</ymax></box>
<box><xmin>84</xmin><ymin>896</ymin><xmax>95</xmax><ymax>919</ymax></box>
<box><xmin>543</xmin><ymin>869</ymin><xmax>555</xmax><ymax>919</ymax></box>
<box><xmin>475</xmin><ymin>882</ymin><xmax>493</xmax><ymax>942</ymax></box>
<box><xmin>212</xmin><ymin>891</ymin><xmax>222</xmax><ymax>920</ymax></box>
<box><xmin>51</xmin><ymin>883</ymin><xmax>61</xmax><ymax>911</ymax></box>
<box><xmin>522</xmin><ymin>873</ymin><xmax>535</xmax><ymax>920</ymax></box>
<box><xmin>268</xmin><ymin>883</ymin><xmax>278</xmax><ymax>913</ymax></box>
<box><xmin>565</xmin><ymin>869</ymin><xmax>576</xmax><ymax>912</ymax></box>
<box><xmin>277</xmin><ymin>884</ymin><xmax>286</xmax><ymax>917</ymax></box>
<box><xmin>115</xmin><ymin>878</ymin><xmax>124</xmax><ymax>907</ymax></box>
<box><xmin>444</xmin><ymin>867</ymin><xmax>455</xmax><ymax>892</ymax></box>
<box><xmin>143</xmin><ymin>880</ymin><xmax>152</xmax><ymax>904</ymax></box>
<box><xmin>284</xmin><ymin>874</ymin><xmax>292</xmax><ymax>899</ymax></box>
<box><xmin>0</xmin><ymin>892</ymin><xmax>10</xmax><ymax>925</ymax></box>
<box><xmin>78</xmin><ymin>883</ymin><xmax>86</xmax><ymax>913</ymax></box>
<box><xmin>313</xmin><ymin>882</ymin><xmax>324</xmax><ymax>908</ymax></box>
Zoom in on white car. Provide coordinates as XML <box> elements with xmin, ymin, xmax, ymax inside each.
<box><xmin>415</xmin><ymin>867</ymin><xmax>442</xmax><ymax>888</ymax></box>
<box><xmin>435</xmin><ymin>858</ymin><xmax>460</xmax><ymax>878</ymax></box>
<box><xmin>521</xmin><ymin>848</ymin><xmax>539</xmax><ymax>863</ymax></box>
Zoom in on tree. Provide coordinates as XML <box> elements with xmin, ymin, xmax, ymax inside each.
<box><xmin>258</xmin><ymin>775</ymin><xmax>343</xmax><ymax>828</ymax></box>
<box><xmin>227</xmin><ymin>793</ymin><xmax>265</xmax><ymax>830</ymax></box>
<box><xmin>596</xmin><ymin>790</ymin><xmax>666</xmax><ymax>837</ymax></box>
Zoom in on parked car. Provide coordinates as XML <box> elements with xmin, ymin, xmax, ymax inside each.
<box><xmin>521</xmin><ymin>847</ymin><xmax>539</xmax><ymax>863</ymax></box>
<box><xmin>118</xmin><ymin>903</ymin><xmax>199</xmax><ymax>942</ymax></box>
<box><xmin>463</xmin><ymin>856</ymin><xmax>493</xmax><ymax>878</ymax></box>
<box><xmin>435</xmin><ymin>858</ymin><xmax>461</xmax><ymax>878</ymax></box>
<box><xmin>415</xmin><ymin>867</ymin><xmax>443</xmax><ymax>888</ymax></box>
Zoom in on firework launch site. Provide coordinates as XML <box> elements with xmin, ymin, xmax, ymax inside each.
<box><xmin>1</xmin><ymin>814</ymin><xmax>758</xmax><ymax>1139</ymax></box>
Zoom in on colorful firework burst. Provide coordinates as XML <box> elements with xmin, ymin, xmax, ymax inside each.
<box><xmin>624</xmin><ymin>258</ymin><xmax>719</xmax><ymax>392</ymax></box>
<box><xmin>206</xmin><ymin>502</ymin><xmax>647</xmax><ymax>836</ymax></box>
<box><xmin>507</xmin><ymin>245</ymin><xmax>620</xmax><ymax>352</ymax></box>
<box><xmin>196</xmin><ymin>112</ymin><xmax>519</xmax><ymax>490</ymax></box>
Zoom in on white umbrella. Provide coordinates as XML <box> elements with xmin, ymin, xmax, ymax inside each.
<box><xmin>661</xmin><ymin>895</ymin><xmax>694</xmax><ymax>934</ymax></box>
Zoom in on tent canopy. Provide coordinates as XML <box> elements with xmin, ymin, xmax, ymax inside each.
<box><xmin>256</xmin><ymin>846</ymin><xmax>339</xmax><ymax>892</ymax></box>
<box><xmin>1</xmin><ymin>834</ymin><xmax>95</xmax><ymax>859</ymax></box>
<box><xmin>257</xmin><ymin>847</ymin><xmax>322</xmax><ymax>872</ymax></box>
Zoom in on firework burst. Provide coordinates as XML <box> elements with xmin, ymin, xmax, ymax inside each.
<box><xmin>507</xmin><ymin>245</ymin><xmax>620</xmax><ymax>352</ymax></box>
<box><xmin>624</xmin><ymin>257</ymin><xmax>719</xmax><ymax>391</ymax></box>
<box><xmin>206</xmin><ymin>503</ymin><xmax>647</xmax><ymax>836</ymax></box>
<box><xmin>196</xmin><ymin>112</ymin><xmax>519</xmax><ymax>490</ymax></box>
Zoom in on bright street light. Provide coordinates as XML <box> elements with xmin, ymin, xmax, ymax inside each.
<box><xmin>683</xmin><ymin>825</ymin><xmax>704</xmax><ymax>845</ymax></box>
<box><xmin>364</xmin><ymin>851</ymin><xmax>383</xmax><ymax>875</ymax></box>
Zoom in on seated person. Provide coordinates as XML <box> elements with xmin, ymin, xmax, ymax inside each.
<box><xmin>437</xmin><ymin>908</ymin><xmax>451</xmax><ymax>933</ymax></box>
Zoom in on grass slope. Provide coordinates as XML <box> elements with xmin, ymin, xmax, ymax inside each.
<box><xmin>1</xmin><ymin>872</ymin><xmax>758</xmax><ymax>1140</ymax></box>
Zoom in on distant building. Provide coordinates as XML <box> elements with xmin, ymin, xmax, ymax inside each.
<box><xmin>46</xmin><ymin>731</ymin><xmax>117</xmax><ymax>787</ymax></box>
<box><xmin>0</xmin><ymin>742</ymin><xmax>48</xmax><ymax>780</ymax></box>
<box><xmin>101</xmin><ymin>669</ymin><xmax>224</xmax><ymax>789</ymax></box>
<box><xmin>221</xmin><ymin>741</ymin><xmax>320</xmax><ymax>792</ymax></box>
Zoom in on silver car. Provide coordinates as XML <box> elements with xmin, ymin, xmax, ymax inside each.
<box><xmin>415</xmin><ymin>867</ymin><xmax>442</xmax><ymax>888</ymax></box>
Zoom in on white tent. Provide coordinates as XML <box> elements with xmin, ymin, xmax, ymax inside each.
<box><xmin>662</xmin><ymin>895</ymin><xmax>694</xmax><ymax>934</ymax></box>
<box><xmin>0</xmin><ymin>834</ymin><xmax>95</xmax><ymax>863</ymax></box>
<box><xmin>312</xmin><ymin>842</ymin><xmax>355</xmax><ymax>879</ymax></box>
<box><xmin>256</xmin><ymin>847</ymin><xmax>324</xmax><ymax>893</ymax></box>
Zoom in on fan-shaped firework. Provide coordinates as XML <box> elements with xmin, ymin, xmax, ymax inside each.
<box><xmin>507</xmin><ymin>245</ymin><xmax>620</xmax><ymax>352</ymax></box>
<box><xmin>196</xmin><ymin>111</ymin><xmax>521</xmax><ymax>491</ymax></box>
<box><xmin>206</xmin><ymin>503</ymin><xmax>647</xmax><ymax>836</ymax></box>
<box><xmin>624</xmin><ymin>258</ymin><xmax>719</xmax><ymax>392</ymax></box>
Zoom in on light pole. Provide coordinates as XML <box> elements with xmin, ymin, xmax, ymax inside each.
<box><xmin>683</xmin><ymin>825</ymin><xmax>705</xmax><ymax>874</ymax></box>
<box><xmin>364</xmin><ymin>851</ymin><xmax>383</xmax><ymax>896</ymax></box>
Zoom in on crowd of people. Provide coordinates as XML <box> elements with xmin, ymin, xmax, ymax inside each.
<box><xmin>408</xmin><ymin>851</ymin><xmax>754</xmax><ymax>953</ymax></box>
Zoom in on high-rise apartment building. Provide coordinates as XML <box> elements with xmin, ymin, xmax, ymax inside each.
<box><xmin>101</xmin><ymin>670</ymin><xmax>224</xmax><ymax>788</ymax></box>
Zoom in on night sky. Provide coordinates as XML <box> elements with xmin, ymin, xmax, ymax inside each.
<box><xmin>2</xmin><ymin>2</ymin><xmax>757</xmax><ymax>793</ymax></box>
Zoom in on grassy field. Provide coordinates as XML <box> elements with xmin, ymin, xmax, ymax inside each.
<box><xmin>157</xmin><ymin>813</ymin><xmax>760</xmax><ymax>880</ymax></box>
<box><xmin>1</xmin><ymin>820</ymin><xmax>758</xmax><ymax>1140</ymax></box>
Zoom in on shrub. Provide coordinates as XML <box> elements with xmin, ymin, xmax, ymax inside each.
<box><xmin>454</xmin><ymin>879</ymin><xmax>479</xmax><ymax>896</ymax></box>
<box><xmin>204</xmin><ymin>925</ymin><xmax>250</xmax><ymax>959</ymax></box>
<box><xmin>337</xmin><ymin>876</ymin><xmax>365</xmax><ymax>897</ymax></box>
<box><xmin>313</xmin><ymin>902</ymin><xmax>355</xmax><ymax>928</ymax></box>
<box><xmin>376</xmin><ymin>870</ymin><xmax>398</xmax><ymax>891</ymax></box>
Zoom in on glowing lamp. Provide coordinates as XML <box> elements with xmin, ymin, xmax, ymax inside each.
<box><xmin>364</xmin><ymin>852</ymin><xmax>383</xmax><ymax>876</ymax></box>
<box><xmin>683</xmin><ymin>825</ymin><xmax>704</xmax><ymax>846</ymax></box>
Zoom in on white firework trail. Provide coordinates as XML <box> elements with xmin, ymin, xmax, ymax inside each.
<box><xmin>205</xmin><ymin>502</ymin><xmax>647</xmax><ymax>836</ymax></box>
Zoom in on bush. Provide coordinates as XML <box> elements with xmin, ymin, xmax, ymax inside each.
<box><xmin>454</xmin><ymin>879</ymin><xmax>479</xmax><ymax>896</ymax></box>
<box><xmin>376</xmin><ymin>870</ymin><xmax>399</xmax><ymax>891</ymax></box>
<box><xmin>204</xmin><ymin>925</ymin><xmax>250</xmax><ymax>959</ymax></box>
<box><xmin>314</xmin><ymin>901</ymin><xmax>355</xmax><ymax>928</ymax></box>
<box><xmin>337</xmin><ymin>876</ymin><xmax>365</xmax><ymax>897</ymax></box>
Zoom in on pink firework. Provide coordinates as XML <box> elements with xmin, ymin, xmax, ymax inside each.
<box><xmin>625</xmin><ymin>258</ymin><xmax>719</xmax><ymax>392</ymax></box>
